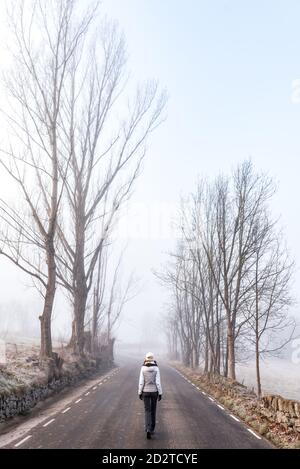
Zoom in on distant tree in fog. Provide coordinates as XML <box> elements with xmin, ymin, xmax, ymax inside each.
<box><xmin>245</xmin><ymin>234</ymin><xmax>295</xmax><ymax>396</ymax></box>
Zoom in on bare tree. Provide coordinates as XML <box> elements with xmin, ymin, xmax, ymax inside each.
<box><xmin>91</xmin><ymin>241</ymin><xmax>108</xmax><ymax>356</ymax></box>
<box><xmin>157</xmin><ymin>241</ymin><xmax>204</xmax><ymax>368</ymax></box>
<box><xmin>53</xmin><ymin>17</ymin><xmax>167</xmax><ymax>356</ymax></box>
<box><xmin>105</xmin><ymin>254</ymin><xmax>138</xmax><ymax>344</ymax></box>
<box><xmin>0</xmin><ymin>0</ymin><xmax>96</xmax><ymax>360</ymax></box>
<box><xmin>0</xmin><ymin>0</ymin><xmax>166</xmax><ymax>360</ymax></box>
<box><xmin>200</xmin><ymin>161</ymin><xmax>276</xmax><ymax>379</ymax></box>
<box><xmin>245</xmin><ymin>231</ymin><xmax>295</xmax><ymax>396</ymax></box>
<box><xmin>160</xmin><ymin>160</ymin><xmax>296</xmax><ymax>391</ymax></box>
<box><xmin>164</xmin><ymin>311</ymin><xmax>180</xmax><ymax>361</ymax></box>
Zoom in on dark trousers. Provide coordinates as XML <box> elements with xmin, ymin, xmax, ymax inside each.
<box><xmin>142</xmin><ymin>392</ymin><xmax>158</xmax><ymax>432</ymax></box>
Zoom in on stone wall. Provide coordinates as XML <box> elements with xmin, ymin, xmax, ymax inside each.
<box><xmin>0</xmin><ymin>361</ymin><xmax>112</xmax><ymax>422</ymax></box>
<box><xmin>173</xmin><ymin>362</ymin><xmax>300</xmax><ymax>447</ymax></box>
<box><xmin>260</xmin><ymin>395</ymin><xmax>300</xmax><ymax>432</ymax></box>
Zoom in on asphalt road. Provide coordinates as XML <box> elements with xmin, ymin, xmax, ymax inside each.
<box><xmin>1</xmin><ymin>357</ymin><xmax>272</xmax><ymax>449</ymax></box>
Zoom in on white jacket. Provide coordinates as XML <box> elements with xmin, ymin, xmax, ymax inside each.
<box><xmin>138</xmin><ymin>362</ymin><xmax>162</xmax><ymax>395</ymax></box>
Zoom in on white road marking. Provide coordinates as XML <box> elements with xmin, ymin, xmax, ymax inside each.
<box><xmin>0</xmin><ymin>370</ymin><xmax>121</xmax><ymax>449</ymax></box>
<box><xmin>14</xmin><ymin>435</ymin><xmax>32</xmax><ymax>447</ymax></box>
<box><xmin>93</xmin><ymin>387</ymin><xmax>97</xmax><ymax>391</ymax></box>
<box><xmin>247</xmin><ymin>428</ymin><xmax>261</xmax><ymax>439</ymax></box>
<box><xmin>43</xmin><ymin>419</ymin><xmax>55</xmax><ymax>428</ymax></box>
<box><xmin>62</xmin><ymin>407</ymin><xmax>71</xmax><ymax>414</ymax></box>
<box><xmin>75</xmin><ymin>399</ymin><xmax>82</xmax><ymax>404</ymax></box>
<box><xmin>98</xmin><ymin>383</ymin><xmax>102</xmax><ymax>386</ymax></box>
<box><xmin>176</xmin><ymin>370</ymin><xmax>259</xmax><ymax>437</ymax></box>
<box><xmin>85</xmin><ymin>392</ymin><xmax>90</xmax><ymax>396</ymax></box>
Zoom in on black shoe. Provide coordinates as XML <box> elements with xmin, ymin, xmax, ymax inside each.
<box><xmin>146</xmin><ymin>431</ymin><xmax>151</xmax><ymax>439</ymax></box>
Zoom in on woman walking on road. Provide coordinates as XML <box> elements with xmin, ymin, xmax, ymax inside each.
<box><xmin>138</xmin><ymin>352</ymin><xmax>163</xmax><ymax>439</ymax></box>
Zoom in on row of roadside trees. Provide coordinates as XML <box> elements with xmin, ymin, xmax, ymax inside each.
<box><xmin>161</xmin><ymin>160</ymin><xmax>295</xmax><ymax>396</ymax></box>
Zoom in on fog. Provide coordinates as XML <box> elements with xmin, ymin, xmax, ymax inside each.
<box><xmin>0</xmin><ymin>0</ymin><xmax>300</xmax><ymax>390</ymax></box>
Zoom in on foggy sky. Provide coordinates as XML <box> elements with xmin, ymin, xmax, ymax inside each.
<box><xmin>1</xmin><ymin>0</ymin><xmax>300</xmax><ymax>355</ymax></box>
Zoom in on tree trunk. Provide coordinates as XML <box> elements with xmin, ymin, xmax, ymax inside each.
<box><xmin>40</xmin><ymin>313</ymin><xmax>53</xmax><ymax>359</ymax></box>
<box><xmin>204</xmin><ymin>334</ymin><xmax>209</xmax><ymax>373</ymax></box>
<box><xmin>255</xmin><ymin>255</ymin><xmax>262</xmax><ymax>397</ymax></box>
<box><xmin>107</xmin><ymin>307</ymin><xmax>111</xmax><ymax>344</ymax></box>
<box><xmin>39</xmin><ymin>241</ymin><xmax>56</xmax><ymax>359</ymax></box>
<box><xmin>223</xmin><ymin>338</ymin><xmax>228</xmax><ymax>377</ymax></box>
<box><xmin>215</xmin><ymin>325</ymin><xmax>221</xmax><ymax>374</ymax></box>
<box><xmin>91</xmin><ymin>287</ymin><xmax>97</xmax><ymax>355</ymax></box>
<box><xmin>73</xmin><ymin>197</ymin><xmax>88</xmax><ymax>357</ymax></box>
<box><xmin>256</xmin><ymin>340</ymin><xmax>262</xmax><ymax>398</ymax></box>
<box><xmin>194</xmin><ymin>348</ymin><xmax>199</xmax><ymax>368</ymax></box>
<box><xmin>73</xmin><ymin>285</ymin><xmax>88</xmax><ymax>356</ymax></box>
<box><xmin>67</xmin><ymin>319</ymin><xmax>76</xmax><ymax>349</ymax></box>
<box><xmin>227</xmin><ymin>326</ymin><xmax>236</xmax><ymax>380</ymax></box>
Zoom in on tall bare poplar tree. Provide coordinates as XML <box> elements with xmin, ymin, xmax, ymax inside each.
<box><xmin>53</xmin><ymin>18</ymin><xmax>166</xmax><ymax>356</ymax></box>
<box><xmin>0</xmin><ymin>0</ymin><xmax>96</xmax><ymax>360</ymax></box>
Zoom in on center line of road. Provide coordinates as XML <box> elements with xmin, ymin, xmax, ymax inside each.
<box><xmin>85</xmin><ymin>392</ymin><xmax>90</xmax><ymax>396</ymax></box>
<box><xmin>62</xmin><ymin>407</ymin><xmax>71</xmax><ymax>414</ymax></box>
<box><xmin>93</xmin><ymin>387</ymin><xmax>97</xmax><ymax>390</ymax></box>
<box><xmin>43</xmin><ymin>419</ymin><xmax>55</xmax><ymax>427</ymax></box>
<box><xmin>75</xmin><ymin>398</ymin><xmax>82</xmax><ymax>404</ymax></box>
<box><xmin>247</xmin><ymin>428</ymin><xmax>261</xmax><ymax>439</ymax></box>
<box><xmin>230</xmin><ymin>414</ymin><xmax>240</xmax><ymax>422</ymax></box>
<box><xmin>14</xmin><ymin>435</ymin><xmax>32</xmax><ymax>448</ymax></box>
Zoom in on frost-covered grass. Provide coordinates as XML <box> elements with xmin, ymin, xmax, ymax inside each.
<box><xmin>0</xmin><ymin>337</ymin><xmax>68</xmax><ymax>397</ymax></box>
<box><xmin>195</xmin><ymin>355</ymin><xmax>300</xmax><ymax>400</ymax></box>
<box><xmin>0</xmin><ymin>340</ymin><xmax>40</xmax><ymax>390</ymax></box>
<box><xmin>0</xmin><ymin>334</ymin><xmax>106</xmax><ymax>400</ymax></box>
<box><xmin>236</xmin><ymin>358</ymin><xmax>300</xmax><ymax>400</ymax></box>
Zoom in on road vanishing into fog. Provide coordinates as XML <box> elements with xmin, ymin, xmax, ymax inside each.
<box><xmin>0</xmin><ymin>356</ymin><xmax>272</xmax><ymax>449</ymax></box>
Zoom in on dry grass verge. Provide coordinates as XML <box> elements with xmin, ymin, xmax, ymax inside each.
<box><xmin>172</xmin><ymin>362</ymin><xmax>300</xmax><ymax>449</ymax></box>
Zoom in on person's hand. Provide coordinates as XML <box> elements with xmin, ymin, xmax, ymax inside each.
<box><xmin>158</xmin><ymin>395</ymin><xmax>162</xmax><ymax>401</ymax></box>
<box><xmin>139</xmin><ymin>394</ymin><xmax>143</xmax><ymax>400</ymax></box>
